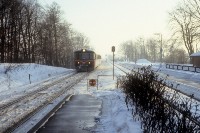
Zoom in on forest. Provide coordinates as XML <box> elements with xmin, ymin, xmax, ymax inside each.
<box><xmin>0</xmin><ymin>0</ymin><xmax>90</xmax><ymax>68</ymax></box>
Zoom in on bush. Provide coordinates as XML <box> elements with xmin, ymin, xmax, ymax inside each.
<box><xmin>120</xmin><ymin>66</ymin><xmax>200</xmax><ymax>133</ymax></box>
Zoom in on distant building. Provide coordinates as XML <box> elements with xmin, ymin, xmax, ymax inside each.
<box><xmin>190</xmin><ymin>51</ymin><xmax>200</xmax><ymax>67</ymax></box>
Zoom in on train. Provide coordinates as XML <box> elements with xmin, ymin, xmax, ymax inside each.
<box><xmin>74</xmin><ymin>49</ymin><xmax>101</xmax><ymax>72</ymax></box>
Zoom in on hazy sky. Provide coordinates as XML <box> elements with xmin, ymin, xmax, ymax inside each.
<box><xmin>41</xmin><ymin>0</ymin><xmax>181</xmax><ymax>56</ymax></box>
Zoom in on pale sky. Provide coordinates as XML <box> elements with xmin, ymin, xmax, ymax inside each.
<box><xmin>40</xmin><ymin>0</ymin><xmax>181</xmax><ymax>57</ymax></box>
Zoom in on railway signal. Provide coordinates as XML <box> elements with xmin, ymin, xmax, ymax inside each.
<box><xmin>112</xmin><ymin>46</ymin><xmax>115</xmax><ymax>52</ymax></box>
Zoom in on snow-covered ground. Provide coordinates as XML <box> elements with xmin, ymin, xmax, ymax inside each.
<box><xmin>1</xmin><ymin>60</ymin><xmax>200</xmax><ymax>133</ymax></box>
<box><xmin>72</xmin><ymin>61</ymin><xmax>142</xmax><ymax>133</ymax></box>
<box><xmin>0</xmin><ymin>63</ymin><xmax>75</xmax><ymax>92</ymax></box>
<box><xmin>0</xmin><ymin>62</ymin><xmax>142</xmax><ymax>133</ymax></box>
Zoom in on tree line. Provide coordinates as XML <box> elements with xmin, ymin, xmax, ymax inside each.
<box><xmin>119</xmin><ymin>0</ymin><xmax>200</xmax><ymax>64</ymax></box>
<box><xmin>119</xmin><ymin>38</ymin><xmax>187</xmax><ymax>64</ymax></box>
<box><xmin>0</xmin><ymin>0</ymin><xmax>90</xmax><ymax>68</ymax></box>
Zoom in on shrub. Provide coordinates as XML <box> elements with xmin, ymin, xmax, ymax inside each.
<box><xmin>120</xmin><ymin>66</ymin><xmax>200</xmax><ymax>133</ymax></box>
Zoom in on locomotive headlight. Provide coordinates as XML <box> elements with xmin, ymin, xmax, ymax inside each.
<box><xmin>77</xmin><ymin>62</ymin><xmax>80</xmax><ymax>64</ymax></box>
<box><xmin>88</xmin><ymin>62</ymin><xmax>90</xmax><ymax>64</ymax></box>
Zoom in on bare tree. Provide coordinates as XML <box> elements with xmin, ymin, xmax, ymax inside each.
<box><xmin>0</xmin><ymin>0</ymin><xmax>90</xmax><ymax>68</ymax></box>
<box><xmin>120</xmin><ymin>41</ymin><xmax>132</xmax><ymax>62</ymax></box>
<box><xmin>169</xmin><ymin>3</ymin><xmax>199</xmax><ymax>62</ymax></box>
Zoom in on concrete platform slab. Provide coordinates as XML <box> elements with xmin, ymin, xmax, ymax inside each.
<box><xmin>37</xmin><ymin>94</ymin><xmax>102</xmax><ymax>133</ymax></box>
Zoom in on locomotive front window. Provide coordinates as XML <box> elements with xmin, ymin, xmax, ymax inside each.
<box><xmin>82</xmin><ymin>53</ymin><xmax>89</xmax><ymax>59</ymax></box>
<box><xmin>75</xmin><ymin>53</ymin><xmax>79</xmax><ymax>60</ymax></box>
<box><xmin>75</xmin><ymin>52</ymin><xmax>95</xmax><ymax>60</ymax></box>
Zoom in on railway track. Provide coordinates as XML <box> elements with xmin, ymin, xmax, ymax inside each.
<box><xmin>0</xmin><ymin>72</ymin><xmax>88</xmax><ymax>133</ymax></box>
<box><xmin>115</xmin><ymin>62</ymin><xmax>200</xmax><ymax>102</ymax></box>
<box><xmin>0</xmin><ymin>72</ymin><xmax>75</xmax><ymax>110</ymax></box>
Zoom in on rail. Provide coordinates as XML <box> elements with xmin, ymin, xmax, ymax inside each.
<box><xmin>2</xmin><ymin>72</ymin><xmax>87</xmax><ymax>133</ymax></box>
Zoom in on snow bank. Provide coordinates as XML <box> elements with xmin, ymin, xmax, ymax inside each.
<box><xmin>90</xmin><ymin>89</ymin><xmax>142</xmax><ymax>133</ymax></box>
<box><xmin>136</xmin><ymin>59</ymin><xmax>152</xmax><ymax>66</ymax></box>
<box><xmin>0</xmin><ymin>63</ymin><xmax>74</xmax><ymax>92</ymax></box>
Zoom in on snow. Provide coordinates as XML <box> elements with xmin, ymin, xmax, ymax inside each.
<box><xmin>0</xmin><ymin>63</ymin><xmax>75</xmax><ymax>92</ymax></box>
<box><xmin>136</xmin><ymin>59</ymin><xmax>152</xmax><ymax>66</ymax></box>
<box><xmin>1</xmin><ymin>60</ymin><xmax>200</xmax><ymax>133</ymax></box>
<box><xmin>90</xmin><ymin>90</ymin><xmax>142</xmax><ymax>133</ymax></box>
<box><xmin>190</xmin><ymin>51</ymin><xmax>200</xmax><ymax>56</ymax></box>
<box><xmin>72</xmin><ymin>62</ymin><xmax>142</xmax><ymax>133</ymax></box>
<box><xmin>0</xmin><ymin>62</ymin><xmax>142</xmax><ymax>133</ymax></box>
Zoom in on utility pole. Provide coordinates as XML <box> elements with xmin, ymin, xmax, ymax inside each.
<box><xmin>154</xmin><ymin>33</ymin><xmax>162</xmax><ymax>63</ymax></box>
<box><xmin>140</xmin><ymin>38</ymin><xmax>145</xmax><ymax>58</ymax></box>
<box><xmin>160</xmin><ymin>34</ymin><xmax>162</xmax><ymax>63</ymax></box>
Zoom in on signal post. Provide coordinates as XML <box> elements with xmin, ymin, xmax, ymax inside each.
<box><xmin>112</xmin><ymin>46</ymin><xmax>115</xmax><ymax>80</ymax></box>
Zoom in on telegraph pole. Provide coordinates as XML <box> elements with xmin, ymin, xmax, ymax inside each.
<box><xmin>160</xmin><ymin>34</ymin><xmax>162</xmax><ymax>63</ymax></box>
<box><xmin>154</xmin><ymin>33</ymin><xmax>162</xmax><ymax>63</ymax></box>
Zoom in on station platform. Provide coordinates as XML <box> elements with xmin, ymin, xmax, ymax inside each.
<box><xmin>37</xmin><ymin>94</ymin><xmax>102</xmax><ymax>133</ymax></box>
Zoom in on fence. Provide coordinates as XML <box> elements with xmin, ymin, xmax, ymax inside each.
<box><xmin>166</xmin><ymin>63</ymin><xmax>200</xmax><ymax>73</ymax></box>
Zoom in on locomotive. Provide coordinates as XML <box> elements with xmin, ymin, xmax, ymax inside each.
<box><xmin>74</xmin><ymin>49</ymin><xmax>101</xmax><ymax>72</ymax></box>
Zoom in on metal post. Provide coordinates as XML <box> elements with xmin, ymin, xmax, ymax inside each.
<box><xmin>87</xmin><ymin>79</ymin><xmax>88</xmax><ymax>91</ymax></box>
<box><xmin>112</xmin><ymin>46</ymin><xmax>115</xmax><ymax>80</ymax></box>
<box><xmin>113</xmin><ymin>51</ymin><xmax>114</xmax><ymax>80</ymax></box>
<box><xmin>160</xmin><ymin>34</ymin><xmax>162</xmax><ymax>63</ymax></box>
<box><xmin>29</xmin><ymin>74</ymin><xmax>31</xmax><ymax>84</ymax></box>
<box><xmin>97</xmin><ymin>78</ymin><xmax>98</xmax><ymax>90</ymax></box>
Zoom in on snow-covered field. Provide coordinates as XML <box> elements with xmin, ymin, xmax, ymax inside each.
<box><xmin>1</xmin><ymin>60</ymin><xmax>200</xmax><ymax>133</ymax></box>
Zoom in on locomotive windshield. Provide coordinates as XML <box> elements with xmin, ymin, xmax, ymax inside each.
<box><xmin>75</xmin><ymin>52</ymin><xmax>95</xmax><ymax>60</ymax></box>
